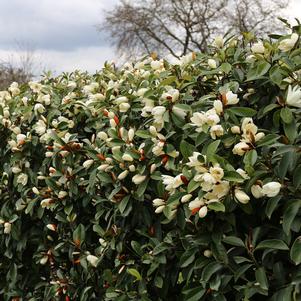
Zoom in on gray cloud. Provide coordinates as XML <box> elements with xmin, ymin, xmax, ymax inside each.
<box><xmin>0</xmin><ymin>0</ymin><xmax>117</xmax><ymax>51</ymax></box>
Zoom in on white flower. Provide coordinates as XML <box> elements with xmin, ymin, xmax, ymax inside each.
<box><xmin>17</xmin><ymin>173</ymin><xmax>28</xmax><ymax>186</ymax></box>
<box><xmin>198</xmin><ymin>206</ymin><xmax>208</xmax><ymax>218</ymax></box>
<box><xmin>115</xmin><ymin>96</ymin><xmax>128</xmax><ymax>105</ymax></box>
<box><xmin>34</xmin><ymin>103</ymin><xmax>45</xmax><ymax>114</ymax></box>
<box><xmin>262</xmin><ymin>182</ymin><xmax>281</xmax><ymax>197</ymax></box>
<box><xmin>132</xmin><ymin>174</ymin><xmax>146</xmax><ymax>185</ymax></box>
<box><xmin>203</xmin><ymin>249</ymin><xmax>212</xmax><ymax>258</ymax></box>
<box><xmin>236</xmin><ymin>168</ymin><xmax>249</xmax><ymax>180</ymax></box>
<box><xmin>225</xmin><ymin>91</ymin><xmax>239</xmax><ymax>105</ymax></box>
<box><xmin>286</xmin><ymin>85</ymin><xmax>301</xmax><ymax>108</ymax></box>
<box><xmin>210</xmin><ymin>125</ymin><xmax>224</xmax><ymax>139</ymax></box>
<box><xmin>251</xmin><ymin>184</ymin><xmax>264</xmax><ymax>198</ymax></box>
<box><xmin>251</xmin><ymin>42</ymin><xmax>265</xmax><ymax>54</ymax></box>
<box><xmin>29</xmin><ymin>81</ymin><xmax>42</xmax><ymax>93</ymax></box>
<box><xmin>206</xmin><ymin>109</ymin><xmax>220</xmax><ymax>126</ymax></box>
<box><xmin>34</xmin><ymin>119</ymin><xmax>47</xmax><ymax>135</ymax></box>
<box><xmin>178</xmin><ymin>52</ymin><xmax>195</xmax><ymax>66</ymax></box>
<box><xmin>278</xmin><ymin>33</ymin><xmax>298</xmax><ymax>52</ymax></box>
<box><xmin>152</xmin><ymin>198</ymin><xmax>165</xmax><ymax>207</ymax></box>
<box><xmin>210</xmin><ymin>165</ymin><xmax>224</xmax><ymax>182</ymax></box>
<box><xmin>83</xmin><ymin>159</ymin><xmax>94</xmax><ymax>169</ymax></box>
<box><xmin>151</xmin><ymin>60</ymin><xmax>163</xmax><ymax>70</ymax></box>
<box><xmin>40</xmin><ymin>256</ymin><xmax>48</xmax><ymax>265</ymax></box>
<box><xmin>213</xmin><ymin>36</ymin><xmax>224</xmax><ymax>48</ymax></box>
<box><xmin>232</xmin><ymin>142</ymin><xmax>250</xmax><ymax>156</ymax></box>
<box><xmin>9</xmin><ymin>82</ymin><xmax>20</xmax><ymax>96</ymax></box>
<box><xmin>40</xmin><ymin>198</ymin><xmax>53</xmax><ymax>208</ymax></box>
<box><xmin>190</xmin><ymin>112</ymin><xmax>207</xmax><ymax>132</ymax></box>
<box><xmin>187</xmin><ymin>152</ymin><xmax>207</xmax><ymax>173</ymax></box>
<box><xmin>162</xmin><ymin>89</ymin><xmax>179</xmax><ymax>102</ymax></box>
<box><xmin>188</xmin><ymin>197</ymin><xmax>205</xmax><ymax>210</ymax></box>
<box><xmin>58</xmin><ymin>191</ymin><xmax>68</xmax><ymax>199</ymax></box>
<box><xmin>152</xmin><ymin>106</ymin><xmax>166</xmax><ymax>116</ymax></box>
<box><xmin>152</xmin><ymin>106</ymin><xmax>166</xmax><ymax>130</ymax></box>
<box><xmin>119</xmin><ymin>102</ymin><xmax>131</xmax><ymax>112</ymax></box>
<box><xmin>12</xmin><ymin>166</ymin><xmax>22</xmax><ymax>174</ymax></box>
<box><xmin>231</xmin><ymin>126</ymin><xmax>241</xmax><ymax>134</ymax></box>
<box><xmin>16</xmin><ymin>134</ymin><xmax>26</xmax><ymax>144</ymax></box>
<box><xmin>213</xmin><ymin>100</ymin><xmax>223</xmax><ymax>114</ymax></box>
<box><xmin>208</xmin><ymin>59</ymin><xmax>217</xmax><ymax>69</ymax></box>
<box><xmin>97</xmin><ymin>131</ymin><xmax>108</xmax><ymax>141</ymax></box>
<box><xmin>86</xmin><ymin>255</ymin><xmax>99</xmax><ymax>267</ymax></box>
<box><xmin>155</xmin><ymin>205</ymin><xmax>165</xmax><ymax>213</ymax></box>
<box><xmin>4</xmin><ymin>222</ymin><xmax>11</xmax><ymax>234</ymax></box>
<box><xmin>162</xmin><ymin>174</ymin><xmax>183</xmax><ymax>192</ymax></box>
<box><xmin>234</xmin><ymin>189</ymin><xmax>250</xmax><ymax>204</ymax></box>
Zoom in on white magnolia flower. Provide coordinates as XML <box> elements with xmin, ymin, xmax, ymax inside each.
<box><xmin>16</xmin><ymin>134</ymin><xmax>26</xmax><ymax>145</ymax></box>
<box><xmin>162</xmin><ymin>174</ymin><xmax>183</xmax><ymax>192</ymax></box>
<box><xmin>232</xmin><ymin>142</ymin><xmax>250</xmax><ymax>156</ymax></box>
<box><xmin>151</xmin><ymin>60</ymin><xmax>164</xmax><ymax>70</ymax></box>
<box><xmin>213</xmin><ymin>100</ymin><xmax>223</xmax><ymax>114</ymax></box>
<box><xmin>119</xmin><ymin>102</ymin><xmax>131</xmax><ymax>112</ymax></box>
<box><xmin>190</xmin><ymin>112</ymin><xmax>207</xmax><ymax>132</ymax></box>
<box><xmin>34</xmin><ymin>119</ymin><xmax>47</xmax><ymax>135</ymax></box>
<box><xmin>188</xmin><ymin>197</ymin><xmax>205</xmax><ymax>210</ymax></box>
<box><xmin>86</xmin><ymin>255</ymin><xmax>99</xmax><ymax>267</ymax></box>
<box><xmin>234</xmin><ymin>189</ymin><xmax>250</xmax><ymax>204</ymax></box>
<box><xmin>236</xmin><ymin>168</ymin><xmax>249</xmax><ymax>180</ymax></box>
<box><xmin>231</xmin><ymin>126</ymin><xmax>241</xmax><ymax>134</ymax></box>
<box><xmin>286</xmin><ymin>85</ymin><xmax>301</xmax><ymax>108</ymax></box>
<box><xmin>278</xmin><ymin>33</ymin><xmax>298</xmax><ymax>52</ymax></box>
<box><xmin>152</xmin><ymin>106</ymin><xmax>166</xmax><ymax>130</ymax></box>
<box><xmin>29</xmin><ymin>81</ymin><xmax>42</xmax><ymax>93</ymax></box>
<box><xmin>210</xmin><ymin>125</ymin><xmax>224</xmax><ymax>139</ymax></box>
<box><xmin>208</xmin><ymin>59</ymin><xmax>217</xmax><ymax>69</ymax></box>
<box><xmin>225</xmin><ymin>91</ymin><xmax>239</xmax><ymax>105</ymax></box>
<box><xmin>9</xmin><ymin>82</ymin><xmax>20</xmax><ymax>96</ymax></box>
<box><xmin>251</xmin><ymin>42</ymin><xmax>265</xmax><ymax>54</ymax></box>
<box><xmin>34</xmin><ymin>103</ymin><xmax>46</xmax><ymax>114</ymax></box>
<box><xmin>162</xmin><ymin>88</ymin><xmax>179</xmax><ymax>102</ymax></box>
<box><xmin>262</xmin><ymin>182</ymin><xmax>281</xmax><ymax>197</ymax></box>
<box><xmin>17</xmin><ymin>173</ymin><xmax>28</xmax><ymax>186</ymax></box>
<box><xmin>210</xmin><ymin>165</ymin><xmax>224</xmax><ymax>182</ymax></box>
<box><xmin>46</xmin><ymin>224</ymin><xmax>57</xmax><ymax>231</ymax></box>
<box><xmin>213</xmin><ymin>36</ymin><xmax>224</xmax><ymax>48</ymax></box>
<box><xmin>132</xmin><ymin>174</ymin><xmax>146</xmax><ymax>185</ymax></box>
<box><xmin>187</xmin><ymin>152</ymin><xmax>207</xmax><ymax>173</ymax></box>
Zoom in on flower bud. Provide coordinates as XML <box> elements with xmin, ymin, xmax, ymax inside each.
<box><xmin>132</xmin><ymin>174</ymin><xmax>146</xmax><ymax>185</ymax></box>
<box><xmin>208</xmin><ymin>59</ymin><xmax>217</xmax><ymax>69</ymax></box>
<box><xmin>203</xmin><ymin>249</ymin><xmax>212</xmax><ymax>258</ymax></box>
<box><xmin>128</xmin><ymin>165</ymin><xmax>136</xmax><ymax>172</ymax></box>
<box><xmin>181</xmin><ymin>194</ymin><xmax>192</xmax><ymax>203</ymax></box>
<box><xmin>251</xmin><ymin>184</ymin><xmax>264</xmax><ymax>198</ymax></box>
<box><xmin>234</xmin><ymin>189</ymin><xmax>250</xmax><ymax>204</ymax></box>
<box><xmin>46</xmin><ymin>224</ymin><xmax>57</xmax><ymax>231</ymax></box>
<box><xmin>86</xmin><ymin>255</ymin><xmax>98</xmax><ymax>267</ymax></box>
<box><xmin>4</xmin><ymin>222</ymin><xmax>11</xmax><ymax>234</ymax></box>
<box><xmin>262</xmin><ymin>182</ymin><xmax>281</xmax><ymax>197</ymax></box>
<box><xmin>118</xmin><ymin>170</ymin><xmax>129</xmax><ymax>180</ymax></box>
<box><xmin>83</xmin><ymin>159</ymin><xmax>94</xmax><ymax>169</ymax></box>
<box><xmin>149</xmin><ymin>126</ymin><xmax>157</xmax><ymax>136</ymax></box>
<box><xmin>231</xmin><ymin>126</ymin><xmax>241</xmax><ymax>134</ymax></box>
<box><xmin>128</xmin><ymin>128</ymin><xmax>135</xmax><ymax>141</ymax></box>
<box><xmin>152</xmin><ymin>198</ymin><xmax>165</xmax><ymax>207</ymax></box>
<box><xmin>122</xmin><ymin>153</ymin><xmax>133</xmax><ymax>162</ymax></box>
<box><xmin>198</xmin><ymin>206</ymin><xmax>208</xmax><ymax>218</ymax></box>
<box><xmin>155</xmin><ymin>205</ymin><xmax>165</xmax><ymax>213</ymax></box>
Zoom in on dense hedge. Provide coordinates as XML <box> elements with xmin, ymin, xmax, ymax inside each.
<box><xmin>1</xmin><ymin>25</ymin><xmax>301</xmax><ymax>300</ymax></box>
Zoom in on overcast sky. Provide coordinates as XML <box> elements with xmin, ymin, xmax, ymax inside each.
<box><xmin>0</xmin><ymin>0</ymin><xmax>300</xmax><ymax>75</ymax></box>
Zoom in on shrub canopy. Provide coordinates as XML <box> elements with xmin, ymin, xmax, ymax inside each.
<box><xmin>0</xmin><ymin>26</ymin><xmax>301</xmax><ymax>300</ymax></box>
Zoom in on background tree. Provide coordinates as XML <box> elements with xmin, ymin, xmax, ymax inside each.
<box><xmin>101</xmin><ymin>0</ymin><xmax>290</xmax><ymax>60</ymax></box>
<box><xmin>0</xmin><ymin>43</ymin><xmax>38</xmax><ymax>90</ymax></box>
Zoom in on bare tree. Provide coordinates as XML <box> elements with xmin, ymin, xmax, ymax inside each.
<box><xmin>0</xmin><ymin>43</ymin><xmax>40</xmax><ymax>90</ymax></box>
<box><xmin>100</xmin><ymin>0</ymin><xmax>290</xmax><ymax>60</ymax></box>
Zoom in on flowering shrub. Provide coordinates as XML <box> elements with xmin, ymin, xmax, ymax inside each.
<box><xmin>1</xmin><ymin>26</ymin><xmax>301</xmax><ymax>300</ymax></box>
